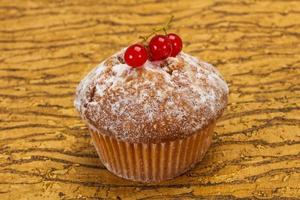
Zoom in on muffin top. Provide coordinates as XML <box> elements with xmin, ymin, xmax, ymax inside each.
<box><xmin>74</xmin><ymin>49</ymin><xmax>229</xmax><ymax>143</ymax></box>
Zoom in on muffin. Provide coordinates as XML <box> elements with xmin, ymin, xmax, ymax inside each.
<box><xmin>74</xmin><ymin>48</ymin><xmax>228</xmax><ymax>182</ymax></box>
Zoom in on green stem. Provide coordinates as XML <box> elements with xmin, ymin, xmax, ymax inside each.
<box><xmin>139</xmin><ymin>15</ymin><xmax>174</xmax><ymax>42</ymax></box>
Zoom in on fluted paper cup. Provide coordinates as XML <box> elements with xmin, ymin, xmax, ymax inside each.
<box><xmin>89</xmin><ymin>122</ymin><xmax>215</xmax><ymax>183</ymax></box>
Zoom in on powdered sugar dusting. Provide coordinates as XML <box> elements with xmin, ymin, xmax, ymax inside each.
<box><xmin>74</xmin><ymin>61</ymin><xmax>106</xmax><ymax>113</ymax></box>
<box><xmin>74</xmin><ymin>49</ymin><xmax>229</xmax><ymax>143</ymax></box>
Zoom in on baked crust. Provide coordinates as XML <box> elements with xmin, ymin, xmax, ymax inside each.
<box><xmin>74</xmin><ymin>49</ymin><xmax>228</xmax><ymax>143</ymax></box>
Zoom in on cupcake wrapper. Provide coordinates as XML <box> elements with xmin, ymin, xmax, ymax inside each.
<box><xmin>89</xmin><ymin>122</ymin><xmax>215</xmax><ymax>183</ymax></box>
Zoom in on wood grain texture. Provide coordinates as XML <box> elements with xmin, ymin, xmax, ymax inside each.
<box><xmin>0</xmin><ymin>0</ymin><xmax>300</xmax><ymax>199</ymax></box>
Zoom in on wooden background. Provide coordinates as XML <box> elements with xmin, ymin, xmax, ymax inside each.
<box><xmin>1</xmin><ymin>0</ymin><xmax>300</xmax><ymax>199</ymax></box>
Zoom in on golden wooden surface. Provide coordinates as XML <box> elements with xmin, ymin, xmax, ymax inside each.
<box><xmin>1</xmin><ymin>0</ymin><xmax>300</xmax><ymax>199</ymax></box>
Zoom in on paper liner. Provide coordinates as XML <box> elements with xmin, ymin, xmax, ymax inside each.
<box><xmin>89</xmin><ymin>122</ymin><xmax>215</xmax><ymax>183</ymax></box>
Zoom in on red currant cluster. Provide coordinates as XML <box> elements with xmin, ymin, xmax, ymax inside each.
<box><xmin>124</xmin><ymin>33</ymin><xmax>182</xmax><ymax>68</ymax></box>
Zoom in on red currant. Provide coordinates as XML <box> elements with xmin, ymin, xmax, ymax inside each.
<box><xmin>149</xmin><ymin>35</ymin><xmax>172</xmax><ymax>61</ymax></box>
<box><xmin>124</xmin><ymin>44</ymin><xmax>148</xmax><ymax>67</ymax></box>
<box><xmin>167</xmin><ymin>33</ymin><xmax>182</xmax><ymax>57</ymax></box>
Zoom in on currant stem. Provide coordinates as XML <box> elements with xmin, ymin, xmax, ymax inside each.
<box><xmin>165</xmin><ymin>15</ymin><xmax>174</xmax><ymax>30</ymax></box>
<box><xmin>139</xmin><ymin>15</ymin><xmax>174</xmax><ymax>42</ymax></box>
<box><xmin>163</xmin><ymin>28</ymin><xmax>167</xmax><ymax>35</ymax></box>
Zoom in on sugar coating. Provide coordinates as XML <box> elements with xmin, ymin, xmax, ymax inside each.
<box><xmin>74</xmin><ymin>49</ymin><xmax>229</xmax><ymax>143</ymax></box>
